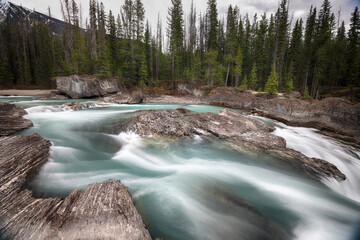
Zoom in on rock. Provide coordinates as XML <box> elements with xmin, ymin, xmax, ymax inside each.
<box><xmin>177</xmin><ymin>83</ymin><xmax>205</xmax><ymax>97</ymax></box>
<box><xmin>0</xmin><ymin>102</ymin><xmax>33</xmax><ymax>136</ymax></box>
<box><xmin>56</xmin><ymin>75</ymin><xmax>120</xmax><ymax>99</ymax></box>
<box><xmin>122</xmin><ymin>108</ymin><xmax>345</xmax><ymax>181</ymax></box>
<box><xmin>284</xmin><ymin>91</ymin><xmax>301</xmax><ymax>99</ymax></box>
<box><xmin>251</xmin><ymin>97</ymin><xmax>360</xmax><ymax>143</ymax></box>
<box><xmin>146</xmin><ymin>87</ymin><xmax>359</xmax><ymax>143</ymax></box>
<box><xmin>0</xmin><ymin>134</ymin><xmax>151</xmax><ymax>240</ymax></box>
<box><xmin>62</xmin><ymin>101</ymin><xmax>98</xmax><ymax>111</ymax></box>
<box><xmin>103</xmin><ymin>90</ymin><xmax>144</xmax><ymax>104</ymax></box>
<box><xmin>37</xmin><ymin>90</ymin><xmax>69</xmax><ymax>100</ymax></box>
<box><xmin>124</xmin><ymin>108</ymin><xmax>285</xmax><ymax>149</ymax></box>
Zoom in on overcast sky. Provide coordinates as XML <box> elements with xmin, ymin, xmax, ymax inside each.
<box><xmin>8</xmin><ymin>0</ymin><xmax>360</xmax><ymax>31</ymax></box>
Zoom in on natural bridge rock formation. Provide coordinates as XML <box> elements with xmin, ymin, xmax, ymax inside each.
<box><xmin>0</xmin><ymin>102</ymin><xmax>33</xmax><ymax>136</ymax></box>
<box><xmin>57</xmin><ymin>75</ymin><xmax>120</xmax><ymax>99</ymax></box>
<box><xmin>0</xmin><ymin>134</ymin><xmax>151</xmax><ymax>240</ymax></box>
<box><xmin>123</xmin><ymin>108</ymin><xmax>345</xmax><ymax>181</ymax></box>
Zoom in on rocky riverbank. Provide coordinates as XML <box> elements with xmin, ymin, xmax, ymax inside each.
<box><xmin>143</xmin><ymin>87</ymin><xmax>360</xmax><ymax>146</ymax></box>
<box><xmin>122</xmin><ymin>108</ymin><xmax>345</xmax><ymax>181</ymax></box>
<box><xmin>0</xmin><ymin>104</ymin><xmax>151</xmax><ymax>240</ymax></box>
<box><xmin>0</xmin><ymin>102</ymin><xmax>33</xmax><ymax>136</ymax></box>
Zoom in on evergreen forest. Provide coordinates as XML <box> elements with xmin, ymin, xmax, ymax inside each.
<box><xmin>0</xmin><ymin>0</ymin><xmax>359</xmax><ymax>98</ymax></box>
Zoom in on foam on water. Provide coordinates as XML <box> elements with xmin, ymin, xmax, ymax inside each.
<box><xmin>273</xmin><ymin>123</ymin><xmax>360</xmax><ymax>202</ymax></box>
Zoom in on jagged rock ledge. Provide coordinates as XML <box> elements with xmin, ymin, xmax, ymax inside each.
<box><xmin>0</xmin><ymin>102</ymin><xmax>33</xmax><ymax>136</ymax></box>
<box><xmin>122</xmin><ymin>108</ymin><xmax>345</xmax><ymax>181</ymax></box>
<box><xmin>0</xmin><ymin>134</ymin><xmax>151</xmax><ymax>239</ymax></box>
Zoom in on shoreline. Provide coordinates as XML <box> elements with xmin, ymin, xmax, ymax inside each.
<box><xmin>0</xmin><ymin>89</ymin><xmax>55</xmax><ymax>96</ymax></box>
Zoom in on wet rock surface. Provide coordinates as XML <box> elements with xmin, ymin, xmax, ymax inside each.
<box><xmin>62</xmin><ymin>101</ymin><xmax>98</xmax><ymax>111</ymax></box>
<box><xmin>37</xmin><ymin>90</ymin><xmax>69</xmax><ymax>100</ymax></box>
<box><xmin>102</xmin><ymin>90</ymin><xmax>144</xmax><ymax>104</ymax></box>
<box><xmin>123</xmin><ymin>108</ymin><xmax>345</xmax><ymax>181</ymax></box>
<box><xmin>0</xmin><ymin>133</ymin><xmax>151</xmax><ymax>240</ymax></box>
<box><xmin>143</xmin><ymin>87</ymin><xmax>360</xmax><ymax>145</ymax></box>
<box><xmin>0</xmin><ymin>102</ymin><xmax>33</xmax><ymax>136</ymax></box>
<box><xmin>57</xmin><ymin>75</ymin><xmax>120</xmax><ymax>99</ymax></box>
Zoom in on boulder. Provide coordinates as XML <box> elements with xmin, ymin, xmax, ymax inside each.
<box><xmin>37</xmin><ymin>90</ymin><xmax>69</xmax><ymax>100</ymax></box>
<box><xmin>56</xmin><ymin>75</ymin><xmax>120</xmax><ymax>99</ymax></box>
<box><xmin>0</xmin><ymin>134</ymin><xmax>151</xmax><ymax>240</ymax></box>
<box><xmin>0</xmin><ymin>102</ymin><xmax>33</xmax><ymax>136</ymax></box>
<box><xmin>63</xmin><ymin>101</ymin><xmax>98</xmax><ymax>111</ymax></box>
<box><xmin>103</xmin><ymin>90</ymin><xmax>144</xmax><ymax>104</ymax></box>
<box><xmin>122</xmin><ymin>108</ymin><xmax>345</xmax><ymax>181</ymax></box>
<box><xmin>177</xmin><ymin>83</ymin><xmax>205</xmax><ymax>97</ymax></box>
<box><xmin>284</xmin><ymin>91</ymin><xmax>301</xmax><ymax>99</ymax></box>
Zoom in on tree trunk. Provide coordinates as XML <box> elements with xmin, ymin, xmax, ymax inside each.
<box><xmin>225</xmin><ymin>61</ymin><xmax>230</xmax><ymax>86</ymax></box>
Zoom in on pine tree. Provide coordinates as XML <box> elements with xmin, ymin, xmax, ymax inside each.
<box><xmin>347</xmin><ymin>7</ymin><xmax>360</xmax><ymax>87</ymax></box>
<box><xmin>333</xmin><ymin>21</ymin><xmax>347</xmax><ymax>86</ymax></box>
<box><xmin>191</xmin><ymin>52</ymin><xmax>202</xmax><ymax>83</ymax></box>
<box><xmin>303</xmin><ymin>87</ymin><xmax>311</xmax><ymax>99</ymax></box>
<box><xmin>274</xmin><ymin>0</ymin><xmax>289</xmax><ymax>89</ymax></box>
<box><xmin>287</xmin><ymin>19</ymin><xmax>303</xmax><ymax>90</ymax></box>
<box><xmin>301</xmin><ymin>6</ymin><xmax>317</xmax><ymax>93</ymax></box>
<box><xmin>135</xmin><ymin>0</ymin><xmax>145</xmax><ymax>41</ymax></box>
<box><xmin>204</xmin><ymin>50</ymin><xmax>223</xmax><ymax>86</ymax></box>
<box><xmin>265</xmin><ymin>14</ymin><xmax>276</xmax><ymax>86</ymax></box>
<box><xmin>234</xmin><ymin>46</ymin><xmax>243</xmax><ymax>87</ymax></box>
<box><xmin>107</xmin><ymin>10</ymin><xmax>118</xmax><ymax>76</ymax></box>
<box><xmin>89</xmin><ymin>0</ymin><xmax>98</xmax><ymax>71</ymax></box>
<box><xmin>239</xmin><ymin>75</ymin><xmax>247</xmax><ymax>91</ymax></box>
<box><xmin>249</xmin><ymin>63</ymin><xmax>258</xmax><ymax>90</ymax></box>
<box><xmin>224</xmin><ymin>5</ymin><xmax>238</xmax><ymax>86</ymax></box>
<box><xmin>311</xmin><ymin>0</ymin><xmax>333</xmax><ymax>98</ymax></box>
<box><xmin>96</xmin><ymin>3</ymin><xmax>111</xmax><ymax>78</ymax></box>
<box><xmin>254</xmin><ymin>13</ymin><xmax>268</xmax><ymax>88</ymax></box>
<box><xmin>167</xmin><ymin>0</ymin><xmax>184</xmax><ymax>87</ymax></box>
<box><xmin>285</xmin><ymin>65</ymin><xmax>295</xmax><ymax>93</ymax></box>
<box><xmin>206</xmin><ymin>0</ymin><xmax>218</xmax><ymax>51</ymax></box>
<box><xmin>139</xmin><ymin>52</ymin><xmax>148</xmax><ymax>87</ymax></box>
<box><xmin>265</xmin><ymin>64</ymin><xmax>279</xmax><ymax>95</ymax></box>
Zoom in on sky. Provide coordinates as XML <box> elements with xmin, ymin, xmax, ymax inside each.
<box><xmin>8</xmin><ymin>0</ymin><xmax>360</xmax><ymax>31</ymax></box>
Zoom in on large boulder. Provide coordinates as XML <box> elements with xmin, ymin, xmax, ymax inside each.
<box><xmin>56</xmin><ymin>75</ymin><xmax>120</xmax><ymax>99</ymax></box>
<box><xmin>0</xmin><ymin>134</ymin><xmax>151</xmax><ymax>240</ymax></box>
<box><xmin>0</xmin><ymin>102</ymin><xmax>33</xmax><ymax>136</ymax></box>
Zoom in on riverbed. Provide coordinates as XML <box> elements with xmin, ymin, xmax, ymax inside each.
<box><xmin>3</xmin><ymin>96</ymin><xmax>360</xmax><ymax>240</ymax></box>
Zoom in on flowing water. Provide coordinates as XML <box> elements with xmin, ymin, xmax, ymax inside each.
<box><xmin>2</xmin><ymin>96</ymin><xmax>360</xmax><ymax>240</ymax></box>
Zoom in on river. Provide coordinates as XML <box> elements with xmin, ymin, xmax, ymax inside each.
<box><xmin>2</xmin><ymin>96</ymin><xmax>360</xmax><ymax>240</ymax></box>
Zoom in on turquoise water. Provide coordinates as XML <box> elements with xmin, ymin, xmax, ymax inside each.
<box><xmin>3</xmin><ymin>97</ymin><xmax>360</xmax><ymax>240</ymax></box>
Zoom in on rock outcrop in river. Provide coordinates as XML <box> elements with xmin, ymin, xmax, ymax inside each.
<box><xmin>0</xmin><ymin>102</ymin><xmax>33</xmax><ymax>136</ymax></box>
<box><xmin>102</xmin><ymin>90</ymin><xmax>145</xmax><ymax>104</ymax></box>
<box><xmin>0</xmin><ymin>134</ymin><xmax>151</xmax><ymax>239</ymax></box>
<box><xmin>57</xmin><ymin>75</ymin><xmax>120</xmax><ymax>99</ymax></box>
<box><xmin>123</xmin><ymin>108</ymin><xmax>345</xmax><ymax>181</ymax></box>
<box><xmin>144</xmin><ymin>87</ymin><xmax>360</xmax><ymax>145</ymax></box>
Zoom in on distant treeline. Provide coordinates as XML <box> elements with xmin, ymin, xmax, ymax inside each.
<box><xmin>0</xmin><ymin>0</ymin><xmax>359</xmax><ymax>98</ymax></box>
